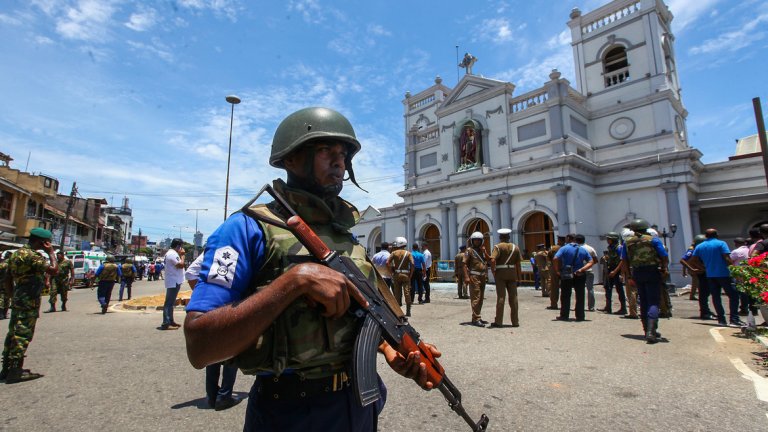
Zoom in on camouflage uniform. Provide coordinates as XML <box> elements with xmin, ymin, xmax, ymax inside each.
<box><xmin>48</xmin><ymin>257</ymin><xmax>73</xmax><ymax>311</ymax></box>
<box><xmin>624</xmin><ymin>233</ymin><xmax>666</xmax><ymax>342</ymax></box>
<box><xmin>464</xmin><ymin>245</ymin><xmax>489</xmax><ymax>323</ymax></box>
<box><xmin>3</xmin><ymin>245</ymin><xmax>47</xmax><ymax>369</ymax></box>
<box><xmin>603</xmin><ymin>242</ymin><xmax>626</xmax><ymax>314</ymax></box>
<box><xmin>0</xmin><ymin>260</ymin><xmax>9</xmax><ymax>319</ymax></box>
<box><xmin>534</xmin><ymin>249</ymin><xmax>551</xmax><ymax>297</ymax></box>
<box><xmin>547</xmin><ymin>245</ymin><xmax>561</xmax><ymax>309</ymax></box>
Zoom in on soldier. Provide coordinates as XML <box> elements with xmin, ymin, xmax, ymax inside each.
<box><xmin>601</xmin><ymin>232</ymin><xmax>627</xmax><ymax>315</ymax></box>
<box><xmin>94</xmin><ymin>255</ymin><xmax>122</xmax><ymax>314</ymax></box>
<box><xmin>1</xmin><ymin>227</ymin><xmax>58</xmax><ymax>383</ymax></box>
<box><xmin>455</xmin><ymin>245</ymin><xmax>467</xmax><ymax>298</ymax></box>
<box><xmin>387</xmin><ymin>237</ymin><xmax>415</xmax><ymax>316</ymax></box>
<box><xmin>621</xmin><ymin>219</ymin><xmax>669</xmax><ymax>343</ymax></box>
<box><xmin>119</xmin><ymin>258</ymin><xmax>137</xmax><ymax>301</ymax></box>
<box><xmin>183</xmin><ymin>107</ymin><xmax>439</xmax><ymax>430</ymax></box>
<box><xmin>464</xmin><ymin>231</ymin><xmax>490</xmax><ymax>327</ymax></box>
<box><xmin>620</xmin><ymin>227</ymin><xmax>640</xmax><ymax>319</ymax></box>
<box><xmin>45</xmin><ymin>251</ymin><xmax>74</xmax><ymax>313</ymax></box>
<box><xmin>534</xmin><ymin>244</ymin><xmax>551</xmax><ymax>298</ymax></box>
<box><xmin>489</xmin><ymin>228</ymin><xmax>522</xmax><ymax>328</ymax></box>
<box><xmin>546</xmin><ymin>237</ymin><xmax>564</xmax><ymax>310</ymax></box>
<box><xmin>0</xmin><ymin>251</ymin><xmax>9</xmax><ymax>320</ymax></box>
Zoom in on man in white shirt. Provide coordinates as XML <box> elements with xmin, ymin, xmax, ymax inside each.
<box><xmin>422</xmin><ymin>243</ymin><xmax>433</xmax><ymax>303</ymax></box>
<box><xmin>161</xmin><ymin>238</ymin><xmax>186</xmax><ymax>330</ymax></box>
<box><xmin>371</xmin><ymin>242</ymin><xmax>392</xmax><ymax>291</ymax></box>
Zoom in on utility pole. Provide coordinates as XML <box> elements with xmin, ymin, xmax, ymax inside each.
<box><xmin>186</xmin><ymin>208</ymin><xmax>208</xmax><ymax>258</ymax></box>
<box><xmin>753</xmin><ymin>97</ymin><xmax>768</xmax><ymax>187</ymax></box>
<box><xmin>59</xmin><ymin>182</ymin><xmax>77</xmax><ymax>250</ymax></box>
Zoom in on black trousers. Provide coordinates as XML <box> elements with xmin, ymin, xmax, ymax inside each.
<box><xmin>560</xmin><ymin>274</ymin><xmax>586</xmax><ymax>320</ymax></box>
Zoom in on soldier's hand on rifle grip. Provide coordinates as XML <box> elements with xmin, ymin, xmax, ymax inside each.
<box><xmin>380</xmin><ymin>340</ymin><xmax>442</xmax><ymax>390</ymax></box>
<box><xmin>289</xmin><ymin>263</ymin><xmax>368</xmax><ymax>319</ymax></box>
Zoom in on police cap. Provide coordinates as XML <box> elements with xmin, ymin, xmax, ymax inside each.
<box><xmin>497</xmin><ymin>228</ymin><xmax>512</xmax><ymax>236</ymax></box>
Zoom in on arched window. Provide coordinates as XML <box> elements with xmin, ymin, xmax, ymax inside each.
<box><xmin>603</xmin><ymin>46</ymin><xmax>629</xmax><ymax>87</ymax></box>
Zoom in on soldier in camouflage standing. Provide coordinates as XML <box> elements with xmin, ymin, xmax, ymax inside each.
<box><xmin>45</xmin><ymin>251</ymin><xmax>73</xmax><ymax>313</ymax></box>
<box><xmin>600</xmin><ymin>233</ymin><xmax>627</xmax><ymax>315</ymax></box>
<box><xmin>0</xmin><ymin>252</ymin><xmax>9</xmax><ymax>320</ymax></box>
<box><xmin>464</xmin><ymin>231</ymin><xmax>490</xmax><ymax>327</ymax></box>
<box><xmin>534</xmin><ymin>244</ymin><xmax>551</xmax><ymax>299</ymax></box>
<box><xmin>546</xmin><ymin>237</ymin><xmax>565</xmax><ymax>310</ymax></box>
<box><xmin>1</xmin><ymin>227</ymin><xmax>58</xmax><ymax>383</ymax></box>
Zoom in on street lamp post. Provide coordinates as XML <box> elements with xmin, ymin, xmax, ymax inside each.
<box><xmin>653</xmin><ymin>223</ymin><xmax>678</xmax><ymax>249</ymax></box>
<box><xmin>186</xmin><ymin>208</ymin><xmax>208</xmax><ymax>258</ymax></box>
<box><xmin>224</xmin><ymin>94</ymin><xmax>241</xmax><ymax>221</ymax></box>
<box><xmin>171</xmin><ymin>225</ymin><xmax>188</xmax><ymax>241</ymax></box>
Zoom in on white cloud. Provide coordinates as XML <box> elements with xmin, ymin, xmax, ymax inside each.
<box><xmin>0</xmin><ymin>13</ymin><xmax>23</xmax><ymax>25</ymax></box>
<box><xmin>125</xmin><ymin>6</ymin><xmax>159</xmax><ymax>32</ymax></box>
<box><xmin>55</xmin><ymin>0</ymin><xmax>116</xmax><ymax>41</ymax></box>
<box><xmin>688</xmin><ymin>13</ymin><xmax>768</xmax><ymax>55</ymax></box>
<box><xmin>288</xmin><ymin>0</ymin><xmax>324</xmax><ymax>24</ymax></box>
<box><xmin>35</xmin><ymin>35</ymin><xmax>55</xmax><ymax>45</ymax></box>
<box><xmin>474</xmin><ymin>18</ymin><xmax>515</xmax><ymax>43</ymax></box>
<box><xmin>367</xmin><ymin>23</ymin><xmax>391</xmax><ymax>37</ymax></box>
<box><xmin>126</xmin><ymin>39</ymin><xmax>174</xmax><ymax>63</ymax></box>
<box><xmin>666</xmin><ymin>0</ymin><xmax>722</xmax><ymax>32</ymax></box>
<box><xmin>495</xmin><ymin>40</ymin><xmax>574</xmax><ymax>92</ymax></box>
<box><xmin>177</xmin><ymin>0</ymin><xmax>240</xmax><ymax>21</ymax></box>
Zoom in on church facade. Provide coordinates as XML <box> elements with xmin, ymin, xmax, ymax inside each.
<box><xmin>351</xmin><ymin>0</ymin><xmax>768</xmax><ymax>286</ymax></box>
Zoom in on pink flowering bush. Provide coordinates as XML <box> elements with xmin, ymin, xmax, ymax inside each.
<box><xmin>731</xmin><ymin>252</ymin><xmax>768</xmax><ymax>304</ymax></box>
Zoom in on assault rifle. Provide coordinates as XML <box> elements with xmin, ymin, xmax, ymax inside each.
<box><xmin>243</xmin><ymin>184</ymin><xmax>489</xmax><ymax>432</ymax></box>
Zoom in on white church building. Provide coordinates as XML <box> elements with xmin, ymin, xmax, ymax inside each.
<box><xmin>351</xmin><ymin>0</ymin><xmax>768</xmax><ymax>286</ymax></box>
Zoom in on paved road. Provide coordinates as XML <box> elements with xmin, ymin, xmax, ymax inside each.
<box><xmin>1</xmin><ymin>279</ymin><xmax>767</xmax><ymax>431</ymax></box>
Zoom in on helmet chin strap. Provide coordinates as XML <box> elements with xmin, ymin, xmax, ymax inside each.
<box><xmin>285</xmin><ymin>148</ymin><xmax>367</xmax><ymax>199</ymax></box>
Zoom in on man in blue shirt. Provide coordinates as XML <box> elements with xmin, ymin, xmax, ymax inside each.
<box><xmin>554</xmin><ymin>234</ymin><xmax>594</xmax><ymax>322</ymax></box>
<box><xmin>410</xmin><ymin>244</ymin><xmax>427</xmax><ymax>304</ymax></box>
<box><xmin>183</xmin><ymin>107</ymin><xmax>439</xmax><ymax>431</ymax></box>
<box><xmin>690</xmin><ymin>228</ymin><xmax>741</xmax><ymax>327</ymax></box>
<box><xmin>621</xmin><ymin>220</ymin><xmax>669</xmax><ymax>343</ymax></box>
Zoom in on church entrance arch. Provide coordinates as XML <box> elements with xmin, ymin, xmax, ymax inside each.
<box><xmin>464</xmin><ymin>218</ymin><xmax>490</xmax><ymax>248</ymax></box>
<box><xmin>369</xmin><ymin>228</ymin><xmax>382</xmax><ymax>256</ymax></box>
<box><xmin>420</xmin><ymin>223</ymin><xmax>441</xmax><ymax>260</ymax></box>
<box><xmin>521</xmin><ymin>212</ymin><xmax>555</xmax><ymax>257</ymax></box>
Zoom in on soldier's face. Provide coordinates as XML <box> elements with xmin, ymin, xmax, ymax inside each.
<box><xmin>285</xmin><ymin>141</ymin><xmax>347</xmax><ymax>189</ymax></box>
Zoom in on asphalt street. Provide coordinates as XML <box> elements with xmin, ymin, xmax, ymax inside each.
<box><xmin>1</xmin><ymin>279</ymin><xmax>767</xmax><ymax>431</ymax></box>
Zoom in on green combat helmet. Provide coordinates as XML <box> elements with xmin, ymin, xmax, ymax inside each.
<box><xmin>269</xmin><ymin>107</ymin><xmax>365</xmax><ymax>192</ymax></box>
<box><xmin>629</xmin><ymin>218</ymin><xmax>650</xmax><ymax>232</ymax></box>
<box><xmin>106</xmin><ymin>255</ymin><xmax>115</xmax><ymax>263</ymax></box>
<box><xmin>606</xmin><ymin>232</ymin><xmax>620</xmax><ymax>240</ymax></box>
<box><xmin>693</xmin><ymin>234</ymin><xmax>706</xmax><ymax>245</ymax></box>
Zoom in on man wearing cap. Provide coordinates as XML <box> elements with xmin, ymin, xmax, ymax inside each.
<box><xmin>455</xmin><ymin>245</ymin><xmax>468</xmax><ymax>298</ymax></box>
<box><xmin>45</xmin><ymin>250</ymin><xmax>74</xmax><ymax>313</ymax></box>
<box><xmin>94</xmin><ymin>255</ymin><xmax>122</xmax><ymax>314</ymax></box>
<box><xmin>1</xmin><ymin>227</ymin><xmax>58</xmax><ymax>383</ymax></box>
<box><xmin>387</xmin><ymin>237</ymin><xmax>414</xmax><ymax>315</ymax></box>
<box><xmin>490</xmin><ymin>229</ymin><xmax>522</xmax><ymax>328</ymax></box>
<box><xmin>534</xmin><ymin>244</ymin><xmax>550</xmax><ymax>298</ymax></box>
<box><xmin>183</xmin><ymin>107</ymin><xmax>440</xmax><ymax>430</ymax></box>
<box><xmin>464</xmin><ymin>231</ymin><xmax>490</xmax><ymax>327</ymax></box>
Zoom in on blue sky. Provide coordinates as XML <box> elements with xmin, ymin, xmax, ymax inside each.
<box><xmin>1</xmin><ymin>0</ymin><xmax>766</xmax><ymax>244</ymax></box>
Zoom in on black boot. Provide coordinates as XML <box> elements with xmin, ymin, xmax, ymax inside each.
<box><xmin>645</xmin><ymin>319</ymin><xmax>658</xmax><ymax>344</ymax></box>
<box><xmin>44</xmin><ymin>304</ymin><xmax>56</xmax><ymax>313</ymax></box>
<box><xmin>5</xmin><ymin>359</ymin><xmax>43</xmax><ymax>384</ymax></box>
<box><xmin>406</xmin><ymin>304</ymin><xmax>411</xmax><ymax>317</ymax></box>
<box><xmin>0</xmin><ymin>355</ymin><xmax>8</xmax><ymax>381</ymax></box>
<box><xmin>61</xmin><ymin>302</ymin><xmax>67</xmax><ymax>312</ymax></box>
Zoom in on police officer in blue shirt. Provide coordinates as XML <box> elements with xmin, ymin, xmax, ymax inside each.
<box><xmin>183</xmin><ymin>107</ymin><xmax>440</xmax><ymax>432</ymax></box>
<box><xmin>690</xmin><ymin>228</ymin><xmax>742</xmax><ymax>327</ymax></box>
<box><xmin>554</xmin><ymin>234</ymin><xmax>594</xmax><ymax>322</ymax></box>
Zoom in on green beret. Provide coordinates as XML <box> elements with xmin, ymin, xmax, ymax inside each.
<box><xmin>29</xmin><ymin>227</ymin><xmax>53</xmax><ymax>240</ymax></box>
